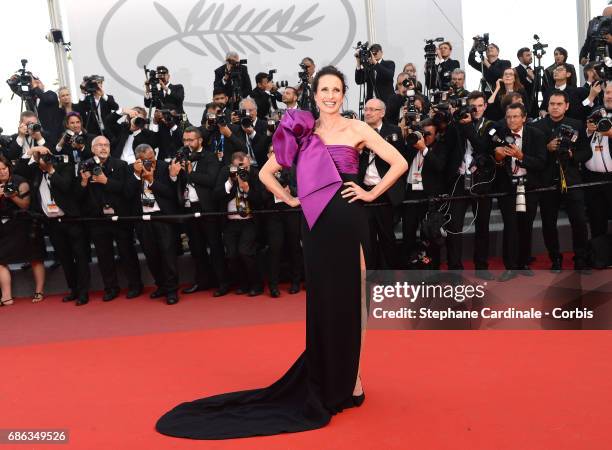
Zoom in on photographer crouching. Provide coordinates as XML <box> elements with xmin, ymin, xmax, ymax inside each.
<box><xmin>263</xmin><ymin>145</ymin><xmax>302</xmax><ymax>297</ymax></box>
<box><xmin>214</xmin><ymin>151</ymin><xmax>264</xmax><ymax>296</ymax></box>
<box><xmin>0</xmin><ymin>155</ymin><xmax>46</xmax><ymax>306</ymax></box>
<box><xmin>77</xmin><ymin>136</ymin><xmax>143</xmax><ymax>303</ymax></box>
<box><xmin>126</xmin><ymin>144</ymin><xmax>180</xmax><ymax>304</ymax></box>
<box><xmin>532</xmin><ymin>90</ymin><xmax>591</xmax><ymax>273</ymax></box>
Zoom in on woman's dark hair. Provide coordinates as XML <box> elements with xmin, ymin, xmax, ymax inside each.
<box><xmin>312</xmin><ymin>65</ymin><xmax>347</xmax><ymax>94</ymax></box>
<box><xmin>0</xmin><ymin>155</ymin><xmax>13</xmax><ymax>178</ymax></box>
<box><xmin>554</xmin><ymin>47</ymin><xmax>568</xmax><ymax>61</ymax></box>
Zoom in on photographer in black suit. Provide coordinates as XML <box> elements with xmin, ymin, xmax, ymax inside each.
<box><xmin>544</xmin><ymin>48</ymin><xmax>578</xmax><ymax>90</ymax></box>
<box><xmin>358</xmin><ymin>99</ymin><xmax>406</xmax><ymax>269</ymax></box>
<box><xmin>468</xmin><ymin>41</ymin><xmax>511</xmax><ymax>95</ymax></box>
<box><xmin>251</xmin><ymin>72</ymin><xmax>282</xmax><ymax>120</ymax></box>
<box><xmin>179</xmin><ymin>127</ymin><xmax>229</xmax><ymax>297</ymax></box>
<box><xmin>144</xmin><ymin>66</ymin><xmax>185</xmax><ymax>113</ymax></box>
<box><xmin>532</xmin><ymin>90</ymin><xmax>590</xmax><ymax>273</ymax></box>
<box><xmin>355</xmin><ymin>44</ymin><xmax>395</xmax><ymax>104</ymax></box>
<box><xmin>77</xmin><ymin>135</ymin><xmax>143</xmax><ymax>301</ymax></box>
<box><xmin>214</xmin><ymin>51</ymin><xmax>252</xmax><ymax>102</ymax></box>
<box><xmin>5</xmin><ymin>111</ymin><xmax>52</xmax><ymax>178</ymax></box>
<box><xmin>105</xmin><ymin>107</ymin><xmax>158</xmax><ymax>164</ymax></box>
<box><xmin>515</xmin><ymin>48</ymin><xmax>536</xmax><ymax>109</ymax></box>
<box><xmin>54</xmin><ymin>112</ymin><xmax>94</xmax><ymax>166</ymax></box>
<box><xmin>214</xmin><ymin>151</ymin><xmax>264</xmax><ymax>297</ymax></box>
<box><xmin>200</xmin><ymin>88</ymin><xmax>233</xmax><ymax>126</ymax></box>
<box><xmin>386</xmin><ymin>72</ymin><xmax>414</xmax><ymax>126</ymax></box>
<box><xmin>436</xmin><ymin>41</ymin><xmax>461</xmax><ymax>91</ymax></box>
<box><xmin>402</xmin><ymin>119</ymin><xmax>448</xmax><ymax>269</ymax></box>
<box><xmin>492</xmin><ymin>103</ymin><xmax>546</xmax><ymax>281</ymax></box>
<box><xmin>126</xmin><ymin>144</ymin><xmax>181</xmax><ymax>304</ymax></box>
<box><xmin>77</xmin><ymin>75</ymin><xmax>119</xmax><ymax>136</ymax></box>
<box><xmin>579</xmin><ymin>9</ymin><xmax>612</xmax><ymax>65</ymax></box>
<box><xmin>27</xmin><ymin>149</ymin><xmax>91</xmax><ymax>305</ymax></box>
<box><xmin>152</xmin><ymin>107</ymin><xmax>183</xmax><ymax>162</ymax></box>
<box><xmin>540</xmin><ymin>64</ymin><xmax>595</xmax><ymax>122</ymax></box>
<box><xmin>445</xmin><ymin>91</ymin><xmax>495</xmax><ymax>279</ymax></box>
<box><xmin>262</xmin><ymin>144</ymin><xmax>302</xmax><ymax>297</ymax></box>
<box><xmin>227</xmin><ymin>98</ymin><xmax>269</xmax><ymax>167</ymax></box>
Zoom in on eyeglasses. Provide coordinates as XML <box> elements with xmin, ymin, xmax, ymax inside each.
<box><xmin>363</xmin><ymin>107</ymin><xmax>383</xmax><ymax>112</ymax></box>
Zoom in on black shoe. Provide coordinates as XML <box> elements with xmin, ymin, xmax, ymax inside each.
<box><xmin>102</xmin><ymin>288</ymin><xmax>119</xmax><ymax>302</ymax></box>
<box><xmin>352</xmin><ymin>392</ymin><xmax>365</xmax><ymax>407</ymax></box>
<box><xmin>76</xmin><ymin>294</ymin><xmax>89</xmax><ymax>306</ymax></box>
<box><xmin>288</xmin><ymin>283</ymin><xmax>301</xmax><ymax>294</ymax></box>
<box><xmin>166</xmin><ymin>292</ymin><xmax>179</xmax><ymax>305</ymax></box>
<box><xmin>574</xmin><ymin>264</ymin><xmax>592</xmax><ymax>275</ymax></box>
<box><xmin>517</xmin><ymin>266</ymin><xmax>535</xmax><ymax>277</ymax></box>
<box><xmin>248</xmin><ymin>288</ymin><xmax>263</xmax><ymax>297</ymax></box>
<box><xmin>181</xmin><ymin>283</ymin><xmax>206</xmax><ymax>294</ymax></box>
<box><xmin>550</xmin><ymin>258</ymin><xmax>562</xmax><ymax>273</ymax></box>
<box><xmin>213</xmin><ymin>286</ymin><xmax>229</xmax><ymax>297</ymax></box>
<box><xmin>149</xmin><ymin>288</ymin><xmax>167</xmax><ymax>299</ymax></box>
<box><xmin>126</xmin><ymin>287</ymin><xmax>143</xmax><ymax>299</ymax></box>
<box><xmin>235</xmin><ymin>288</ymin><xmax>248</xmax><ymax>295</ymax></box>
<box><xmin>498</xmin><ymin>270</ymin><xmax>517</xmax><ymax>282</ymax></box>
<box><xmin>474</xmin><ymin>269</ymin><xmax>495</xmax><ymax>281</ymax></box>
<box><xmin>62</xmin><ymin>292</ymin><xmax>78</xmax><ymax>302</ymax></box>
<box><xmin>270</xmin><ymin>287</ymin><xmax>281</xmax><ymax>298</ymax></box>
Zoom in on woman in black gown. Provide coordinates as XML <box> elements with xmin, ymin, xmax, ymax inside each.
<box><xmin>155</xmin><ymin>66</ymin><xmax>408</xmax><ymax>439</ymax></box>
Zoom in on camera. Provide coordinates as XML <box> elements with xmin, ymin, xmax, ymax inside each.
<box><xmin>144</xmin><ymin>66</ymin><xmax>161</xmax><ymax>106</ymax></box>
<box><xmin>472</xmin><ymin>33</ymin><xmax>490</xmax><ymax>54</ymax></box>
<box><xmin>275</xmin><ymin>81</ymin><xmax>288</xmax><ymax>89</ymax></box>
<box><xmin>82</xmin><ymin>75</ymin><xmax>104</xmax><ymax>94</ymax></box>
<box><xmin>0</xmin><ymin>127</ymin><xmax>11</xmax><ymax>149</ymax></box>
<box><xmin>142</xmin><ymin>159</ymin><xmax>154</xmax><ymax>171</ymax></box>
<box><xmin>588</xmin><ymin>15</ymin><xmax>612</xmax><ymax>62</ymax></box>
<box><xmin>488</xmin><ymin>128</ymin><xmax>516</xmax><ymax>147</ymax></box>
<box><xmin>41</xmin><ymin>153</ymin><xmax>68</xmax><ymax>165</ymax></box>
<box><xmin>465</xmin><ymin>153</ymin><xmax>496</xmax><ymax>193</ymax></box>
<box><xmin>230</xmin><ymin>163</ymin><xmax>249</xmax><ymax>181</ymax></box>
<box><xmin>142</xmin><ymin>197</ymin><xmax>156</xmax><ymax>208</ymax></box>
<box><xmin>354</xmin><ymin>41</ymin><xmax>372</xmax><ymax>67</ymax></box>
<box><xmin>79</xmin><ymin>157</ymin><xmax>103</xmax><ymax>176</ymax></box>
<box><xmin>175</xmin><ymin>146</ymin><xmax>192</xmax><ymax>163</ymax></box>
<box><xmin>298</xmin><ymin>62</ymin><xmax>309</xmax><ymax>83</ymax></box>
<box><xmin>65</xmin><ymin>132</ymin><xmax>85</xmax><ymax>147</ymax></box>
<box><xmin>431</xmin><ymin>104</ymin><xmax>452</xmax><ymax>128</ymax></box>
<box><xmin>512</xmin><ymin>176</ymin><xmax>527</xmax><ymax>212</ymax></box>
<box><xmin>239</xmin><ymin>109</ymin><xmax>253</xmax><ymax>128</ymax></box>
<box><xmin>424</xmin><ymin>37</ymin><xmax>444</xmax><ymax>69</ymax></box>
<box><xmin>532</xmin><ymin>34</ymin><xmax>548</xmax><ymax>59</ymax></box>
<box><xmin>401</xmin><ymin>77</ymin><xmax>417</xmax><ymax>89</ymax></box>
<box><xmin>6</xmin><ymin>59</ymin><xmax>33</xmax><ymax>95</ymax></box>
<box><xmin>158</xmin><ymin>109</ymin><xmax>179</xmax><ymax>126</ymax></box>
<box><xmin>267</xmin><ymin>119</ymin><xmax>278</xmax><ymax>134</ymax></box>
<box><xmin>451</xmin><ymin>97</ymin><xmax>476</xmax><ymax>122</ymax></box>
<box><xmin>403</xmin><ymin>94</ymin><xmax>420</xmax><ymax>123</ymax></box>
<box><xmin>274</xmin><ymin>170</ymin><xmax>290</xmax><ymax>187</ymax></box>
<box><xmin>406</xmin><ymin>123</ymin><xmax>432</xmax><ymax>147</ymax></box>
<box><xmin>555</xmin><ymin>124</ymin><xmax>578</xmax><ymax>158</ymax></box>
<box><xmin>27</xmin><ymin>122</ymin><xmax>42</xmax><ymax>134</ymax></box>
<box><xmin>587</xmin><ymin>107</ymin><xmax>612</xmax><ymax>132</ymax></box>
<box><xmin>2</xmin><ymin>181</ymin><xmax>19</xmax><ymax>196</ymax></box>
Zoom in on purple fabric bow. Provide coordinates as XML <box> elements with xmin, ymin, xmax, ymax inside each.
<box><xmin>272</xmin><ymin>109</ymin><xmax>342</xmax><ymax>229</ymax></box>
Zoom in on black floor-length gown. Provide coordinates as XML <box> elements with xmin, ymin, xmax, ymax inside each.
<box><xmin>156</xmin><ymin>109</ymin><xmax>369</xmax><ymax>439</ymax></box>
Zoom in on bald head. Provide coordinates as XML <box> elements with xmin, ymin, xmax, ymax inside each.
<box><xmin>364</xmin><ymin>98</ymin><xmax>386</xmax><ymax>128</ymax></box>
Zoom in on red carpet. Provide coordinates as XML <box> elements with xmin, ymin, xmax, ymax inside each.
<box><xmin>0</xmin><ymin>285</ymin><xmax>610</xmax><ymax>449</ymax></box>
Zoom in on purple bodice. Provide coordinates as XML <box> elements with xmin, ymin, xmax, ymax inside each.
<box><xmin>272</xmin><ymin>109</ymin><xmax>359</xmax><ymax>229</ymax></box>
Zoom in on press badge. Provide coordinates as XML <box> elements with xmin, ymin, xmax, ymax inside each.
<box><xmin>412</xmin><ymin>171</ymin><xmax>424</xmax><ymax>191</ymax></box>
<box><xmin>103</xmin><ymin>205</ymin><xmax>115</xmax><ymax>215</ymax></box>
<box><xmin>47</xmin><ymin>202</ymin><xmax>60</xmax><ymax>213</ymax></box>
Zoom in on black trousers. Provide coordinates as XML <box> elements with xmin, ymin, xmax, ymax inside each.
<box><xmin>535</xmin><ymin>188</ymin><xmax>589</xmax><ymax>263</ymax></box>
<box><xmin>186</xmin><ymin>206</ymin><xmax>228</xmax><ymax>288</ymax></box>
<box><xmin>90</xmin><ymin>222</ymin><xmax>142</xmax><ymax>291</ymax></box>
<box><xmin>136</xmin><ymin>220</ymin><xmax>178</xmax><ymax>294</ymax></box>
<box><xmin>47</xmin><ymin>220</ymin><xmax>91</xmax><ymax>296</ymax></box>
<box><xmin>265</xmin><ymin>209</ymin><xmax>302</xmax><ymax>288</ymax></box>
<box><xmin>583</xmin><ymin>171</ymin><xmax>612</xmax><ymax>239</ymax></box>
<box><xmin>223</xmin><ymin>219</ymin><xmax>261</xmax><ymax>290</ymax></box>
<box><xmin>497</xmin><ymin>186</ymin><xmax>535</xmax><ymax>270</ymax></box>
<box><xmin>402</xmin><ymin>190</ymin><xmax>440</xmax><ymax>269</ymax></box>
<box><xmin>365</xmin><ymin>190</ymin><xmax>399</xmax><ymax>269</ymax></box>
<box><xmin>445</xmin><ymin>177</ymin><xmax>492</xmax><ymax>270</ymax></box>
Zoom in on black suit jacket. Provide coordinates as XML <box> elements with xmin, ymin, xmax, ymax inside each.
<box><xmin>155</xmin><ymin>123</ymin><xmax>183</xmax><ymax>161</ymax></box>
<box><xmin>515</xmin><ymin>65</ymin><xmax>535</xmax><ymax>98</ymax></box>
<box><xmin>27</xmin><ymin>163</ymin><xmax>81</xmax><ymax>217</ymax></box>
<box><xmin>179</xmin><ymin>150</ymin><xmax>221</xmax><ymax>212</ymax></box>
<box><xmin>144</xmin><ymin>83</ymin><xmax>185</xmax><ymax>113</ymax></box>
<box><xmin>540</xmin><ymin>87</ymin><xmax>590</xmax><ymax>122</ymax></box>
<box><xmin>531</xmin><ymin>116</ymin><xmax>590</xmax><ymax>187</ymax></box>
<box><xmin>214</xmin><ymin>65</ymin><xmax>252</xmax><ymax>99</ymax></box>
<box><xmin>55</xmin><ymin>131</ymin><xmax>95</xmax><ymax>164</ymax></box>
<box><xmin>468</xmin><ymin>51</ymin><xmax>511</xmax><ymax>91</ymax></box>
<box><xmin>544</xmin><ymin>63</ymin><xmax>577</xmax><ymax>89</ymax></box>
<box><xmin>446</xmin><ymin>119</ymin><xmax>494</xmax><ymax>182</ymax></box>
<box><xmin>493</xmin><ymin>125</ymin><xmax>547</xmax><ymax>191</ymax></box>
<box><xmin>405</xmin><ymin>136</ymin><xmax>449</xmax><ymax>195</ymax></box>
<box><xmin>126</xmin><ymin>160</ymin><xmax>179</xmax><ymax>215</ymax></box>
<box><xmin>250</xmin><ymin>87</ymin><xmax>282</xmax><ymax>119</ymax></box>
<box><xmin>385</xmin><ymin>94</ymin><xmax>405</xmax><ymax>125</ymax></box>
<box><xmin>76</xmin><ymin>94</ymin><xmax>119</xmax><ymax>136</ymax></box>
<box><xmin>105</xmin><ymin>112</ymin><xmax>159</xmax><ymax>160</ymax></box>
<box><xmin>6</xmin><ymin>132</ymin><xmax>52</xmax><ymax>180</ymax></box>
<box><xmin>358</xmin><ymin>123</ymin><xmax>407</xmax><ymax>206</ymax></box>
<box><xmin>436</xmin><ymin>58</ymin><xmax>461</xmax><ymax>90</ymax></box>
<box><xmin>226</xmin><ymin>120</ymin><xmax>269</xmax><ymax>167</ymax></box>
<box><xmin>355</xmin><ymin>59</ymin><xmax>396</xmax><ymax>104</ymax></box>
<box><xmin>76</xmin><ymin>157</ymin><xmax>131</xmax><ymax>216</ymax></box>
